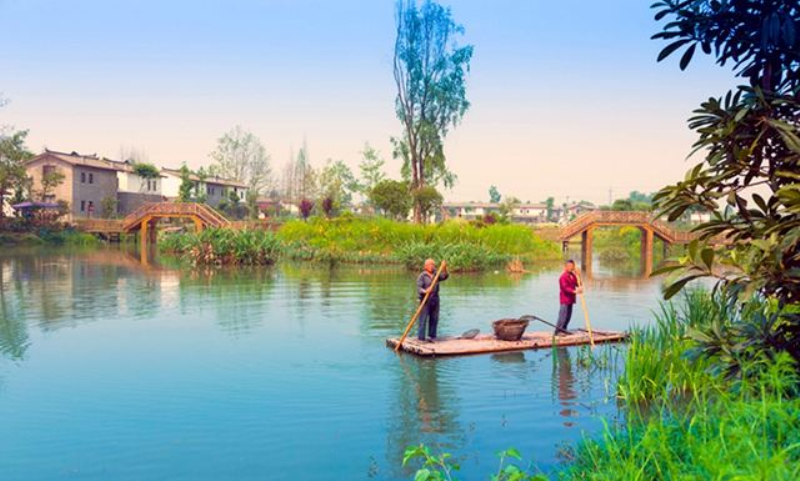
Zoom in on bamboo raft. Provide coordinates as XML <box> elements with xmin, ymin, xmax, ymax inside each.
<box><xmin>386</xmin><ymin>329</ymin><xmax>627</xmax><ymax>357</ymax></box>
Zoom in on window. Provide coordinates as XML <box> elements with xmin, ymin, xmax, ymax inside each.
<box><xmin>87</xmin><ymin>201</ymin><xmax>94</xmax><ymax>214</ymax></box>
<box><xmin>81</xmin><ymin>172</ymin><xmax>86</xmax><ymax>183</ymax></box>
<box><xmin>80</xmin><ymin>200</ymin><xmax>86</xmax><ymax>212</ymax></box>
<box><xmin>43</xmin><ymin>165</ymin><xmax>56</xmax><ymax>177</ymax></box>
<box><xmin>88</xmin><ymin>173</ymin><xmax>94</xmax><ymax>184</ymax></box>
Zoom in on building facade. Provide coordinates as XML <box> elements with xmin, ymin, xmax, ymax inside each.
<box><xmin>24</xmin><ymin>151</ymin><xmax>120</xmax><ymax>220</ymax></box>
<box><xmin>161</xmin><ymin>168</ymin><xmax>248</xmax><ymax>208</ymax></box>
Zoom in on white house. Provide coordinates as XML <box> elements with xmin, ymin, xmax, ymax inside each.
<box><xmin>161</xmin><ymin>167</ymin><xmax>248</xmax><ymax>208</ymax></box>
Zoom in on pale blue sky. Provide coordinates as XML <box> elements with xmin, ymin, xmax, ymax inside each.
<box><xmin>0</xmin><ymin>0</ymin><xmax>734</xmax><ymax>204</ymax></box>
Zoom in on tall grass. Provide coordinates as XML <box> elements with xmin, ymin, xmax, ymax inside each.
<box><xmin>277</xmin><ymin>216</ymin><xmax>560</xmax><ymax>270</ymax></box>
<box><xmin>562</xmin><ymin>353</ymin><xmax>800</xmax><ymax>480</ymax></box>
<box><xmin>559</xmin><ymin>289</ymin><xmax>800</xmax><ymax>480</ymax></box>
<box><xmin>617</xmin><ymin>289</ymin><xmax>721</xmax><ymax>402</ymax></box>
<box><xmin>162</xmin><ymin>216</ymin><xmax>561</xmax><ymax>269</ymax></box>
<box><xmin>161</xmin><ymin>228</ymin><xmax>282</xmax><ymax>266</ymax></box>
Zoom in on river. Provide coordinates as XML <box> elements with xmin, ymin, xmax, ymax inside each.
<box><xmin>0</xmin><ymin>246</ymin><xmax>663</xmax><ymax>481</ymax></box>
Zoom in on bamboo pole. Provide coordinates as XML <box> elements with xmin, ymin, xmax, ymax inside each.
<box><xmin>575</xmin><ymin>269</ymin><xmax>595</xmax><ymax>348</ymax></box>
<box><xmin>395</xmin><ymin>260</ymin><xmax>446</xmax><ymax>352</ymax></box>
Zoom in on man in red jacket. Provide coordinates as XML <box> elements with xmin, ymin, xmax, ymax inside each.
<box><xmin>555</xmin><ymin>260</ymin><xmax>582</xmax><ymax>335</ymax></box>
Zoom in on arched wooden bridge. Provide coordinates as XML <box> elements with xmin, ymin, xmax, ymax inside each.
<box><xmin>122</xmin><ymin>202</ymin><xmax>230</xmax><ymax>243</ymax></box>
<box><xmin>560</xmin><ymin>211</ymin><xmax>696</xmax><ymax>275</ymax></box>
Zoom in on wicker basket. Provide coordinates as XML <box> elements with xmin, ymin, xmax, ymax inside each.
<box><xmin>492</xmin><ymin>319</ymin><xmax>529</xmax><ymax>341</ymax></box>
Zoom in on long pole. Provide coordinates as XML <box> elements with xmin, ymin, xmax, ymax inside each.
<box><xmin>395</xmin><ymin>261</ymin><xmax>446</xmax><ymax>352</ymax></box>
<box><xmin>575</xmin><ymin>270</ymin><xmax>595</xmax><ymax>348</ymax></box>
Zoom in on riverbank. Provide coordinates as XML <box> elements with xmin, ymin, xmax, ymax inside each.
<box><xmin>0</xmin><ymin>229</ymin><xmax>99</xmax><ymax>246</ymax></box>
<box><xmin>160</xmin><ymin>216</ymin><xmax>562</xmax><ymax>271</ymax></box>
<box><xmin>559</xmin><ymin>289</ymin><xmax>800</xmax><ymax>480</ymax></box>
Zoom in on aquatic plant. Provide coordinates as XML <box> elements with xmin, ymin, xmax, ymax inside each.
<box><xmin>403</xmin><ymin>444</ymin><xmax>547</xmax><ymax>481</ymax></box>
<box><xmin>161</xmin><ymin>228</ymin><xmax>282</xmax><ymax>266</ymax></box>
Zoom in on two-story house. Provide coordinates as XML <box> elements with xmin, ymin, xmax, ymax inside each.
<box><xmin>23</xmin><ymin>150</ymin><xmax>169</xmax><ymax>219</ymax></box>
<box><xmin>24</xmin><ymin>150</ymin><xmax>121</xmax><ymax>220</ymax></box>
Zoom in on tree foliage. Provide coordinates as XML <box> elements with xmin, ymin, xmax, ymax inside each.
<box><xmin>282</xmin><ymin>142</ymin><xmax>317</xmax><ymax>203</ymax></box>
<box><xmin>413</xmin><ymin>185</ymin><xmax>443</xmax><ymax>222</ymax></box>
<box><xmin>133</xmin><ymin>162</ymin><xmax>159</xmax><ymax>179</ymax></box>
<box><xmin>392</xmin><ymin>0</ymin><xmax>472</xmax><ymax>222</ymax></box>
<box><xmin>650</xmin><ymin>1</ymin><xmax>800</xmax><ymax>366</ymax></box>
<box><xmin>370</xmin><ymin>179</ymin><xmax>412</xmax><ymax>221</ymax></box>
<box><xmin>0</xmin><ymin>130</ymin><xmax>33</xmax><ymax>217</ymax></box>
<box><xmin>358</xmin><ymin>143</ymin><xmax>386</xmax><ymax>199</ymax></box>
<box><xmin>489</xmin><ymin>185</ymin><xmax>501</xmax><ymax>203</ymax></box>
<box><xmin>318</xmin><ymin>159</ymin><xmax>357</xmax><ymax>209</ymax></box>
<box><xmin>39</xmin><ymin>168</ymin><xmax>65</xmax><ymax>202</ymax></box>
<box><xmin>178</xmin><ymin>164</ymin><xmax>194</xmax><ymax>202</ymax></box>
<box><xmin>209</xmin><ymin>126</ymin><xmax>272</xmax><ymax>196</ymax></box>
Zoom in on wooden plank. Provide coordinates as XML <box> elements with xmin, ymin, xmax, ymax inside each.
<box><xmin>386</xmin><ymin>330</ymin><xmax>627</xmax><ymax>357</ymax></box>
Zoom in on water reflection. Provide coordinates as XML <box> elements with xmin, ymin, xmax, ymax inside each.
<box><xmin>554</xmin><ymin>348</ymin><xmax>578</xmax><ymax>427</ymax></box>
<box><xmin>0</xmin><ymin>246</ymin><xmax>656</xmax><ymax>480</ymax></box>
<box><xmin>388</xmin><ymin>355</ymin><xmax>464</xmax><ymax>478</ymax></box>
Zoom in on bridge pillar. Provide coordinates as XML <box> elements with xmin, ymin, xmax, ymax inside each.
<box><xmin>139</xmin><ymin>216</ymin><xmax>159</xmax><ymax>245</ymax></box>
<box><xmin>192</xmin><ymin>216</ymin><xmax>204</xmax><ymax>233</ymax></box>
<box><xmin>640</xmin><ymin>227</ymin><xmax>654</xmax><ymax>277</ymax></box>
<box><xmin>581</xmin><ymin>227</ymin><xmax>593</xmax><ymax>276</ymax></box>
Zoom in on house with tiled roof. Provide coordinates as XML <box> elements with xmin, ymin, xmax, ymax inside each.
<box><xmin>23</xmin><ymin>150</ymin><xmax>164</xmax><ymax>219</ymax></box>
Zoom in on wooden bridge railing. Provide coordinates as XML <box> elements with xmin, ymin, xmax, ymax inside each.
<box><xmin>122</xmin><ymin>202</ymin><xmax>230</xmax><ymax>232</ymax></box>
<box><xmin>73</xmin><ymin>218</ymin><xmax>124</xmax><ymax>233</ymax></box>
<box><xmin>560</xmin><ymin>210</ymin><xmax>695</xmax><ymax>244</ymax></box>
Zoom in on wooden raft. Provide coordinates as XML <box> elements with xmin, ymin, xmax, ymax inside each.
<box><xmin>386</xmin><ymin>330</ymin><xmax>627</xmax><ymax>357</ymax></box>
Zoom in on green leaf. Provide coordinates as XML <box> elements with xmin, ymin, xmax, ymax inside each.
<box><xmin>679</xmin><ymin>43</ymin><xmax>696</xmax><ymax>70</ymax></box>
<box><xmin>657</xmin><ymin>39</ymin><xmax>691</xmax><ymax>62</ymax></box>
<box><xmin>650</xmin><ymin>264</ymin><xmax>686</xmax><ymax>277</ymax></box>
<box><xmin>414</xmin><ymin>468</ymin><xmax>432</xmax><ymax>481</ymax></box>
<box><xmin>700</xmin><ymin>248</ymin><xmax>715</xmax><ymax>270</ymax></box>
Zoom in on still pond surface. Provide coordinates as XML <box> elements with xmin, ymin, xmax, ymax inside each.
<box><xmin>0</xmin><ymin>247</ymin><xmax>663</xmax><ymax>481</ymax></box>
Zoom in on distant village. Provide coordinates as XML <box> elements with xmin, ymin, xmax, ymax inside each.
<box><xmin>7</xmin><ymin>148</ymin><xmax>602</xmax><ymax>225</ymax></box>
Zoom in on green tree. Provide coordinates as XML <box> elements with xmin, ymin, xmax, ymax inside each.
<box><xmin>194</xmin><ymin>167</ymin><xmax>208</xmax><ymax>204</ymax></box>
<box><xmin>358</xmin><ymin>143</ymin><xmax>386</xmax><ymax>199</ymax></box>
<box><xmin>544</xmin><ymin>197</ymin><xmax>555</xmax><ymax>221</ymax></box>
<box><xmin>209</xmin><ymin>126</ymin><xmax>272</xmax><ymax>197</ymax></box>
<box><xmin>413</xmin><ymin>185</ymin><xmax>443</xmax><ymax>222</ymax></box>
<box><xmin>318</xmin><ymin>159</ymin><xmax>357</xmax><ymax>210</ymax></box>
<box><xmin>392</xmin><ymin>0</ymin><xmax>473</xmax><ymax>222</ymax></box>
<box><xmin>499</xmin><ymin>196</ymin><xmax>521</xmax><ymax>220</ymax></box>
<box><xmin>0</xmin><ymin>130</ymin><xmax>33</xmax><ymax>218</ymax></box>
<box><xmin>489</xmin><ymin>185</ymin><xmax>501</xmax><ymax>203</ymax></box>
<box><xmin>283</xmin><ymin>142</ymin><xmax>317</xmax><ymax>203</ymax></box>
<box><xmin>39</xmin><ymin>168</ymin><xmax>65</xmax><ymax>202</ymax></box>
<box><xmin>133</xmin><ymin>162</ymin><xmax>160</xmax><ymax>193</ymax></box>
<box><xmin>650</xmin><ymin>1</ymin><xmax>800</xmax><ymax>369</ymax></box>
<box><xmin>100</xmin><ymin>196</ymin><xmax>117</xmax><ymax>218</ymax></box>
<box><xmin>178</xmin><ymin>164</ymin><xmax>194</xmax><ymax>202</ymax></box>
<box><xmin>370</xmin><ymin>179</ymin><xmax>412</xmax><ymax>221</ymax></box>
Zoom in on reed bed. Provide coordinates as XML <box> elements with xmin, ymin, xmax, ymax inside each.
<box><xmin>161</xmin><ymin>216</ymin><xmax>561</xmax><ymax>270</ymax></box>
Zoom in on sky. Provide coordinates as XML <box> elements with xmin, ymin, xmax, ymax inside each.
<box><xmin>0</xmin><ymin>0</ymin><xmax>737</xmax><ymax>205</ymax></box>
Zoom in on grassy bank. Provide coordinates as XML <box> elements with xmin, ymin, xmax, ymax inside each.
<box><xmin>0</xmin><ymin>229</ymin><xmax>99</xmax><ymax>246</ymax></box>
<box><xmin>401</xmin><ymin>290</ymin><xmax>800</xmax><ymax>480</ymax></box>
<box><xmin>592</xmin><ymin>226</ymin><xmax>642</xmax><ymax>263</ymax></box>
<box><xmin>160</xmin><ymin>216</ymin><xmax>561</xmax><ymax>270</ymax></box>
<box><xmin>559</xmin><ymin>290</ymin><xmax>800</xmax><ymax>480</ymax></box>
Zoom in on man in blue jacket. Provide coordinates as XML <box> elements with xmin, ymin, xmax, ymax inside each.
<box><xmin>417</xmin><ymin>258</ymin><xmax>449</xmax><ymax>342</ymax></box>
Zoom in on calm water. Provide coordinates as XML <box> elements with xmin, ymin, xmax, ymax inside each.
<box><xmin>0</xmin><ymin>247</ymin><xmax>663</xmax><ymax>481</ymax></box>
